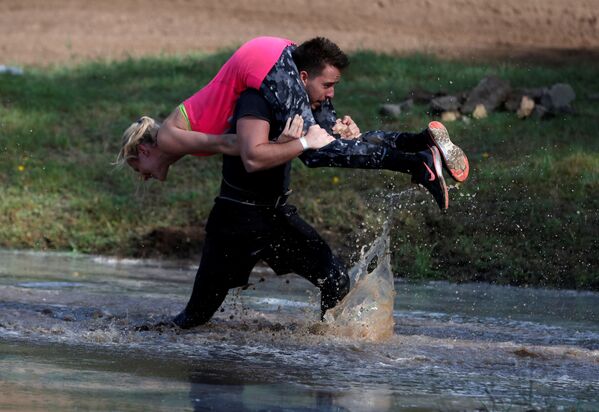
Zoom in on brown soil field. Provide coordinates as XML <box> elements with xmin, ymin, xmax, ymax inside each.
<box><xmin>1</xmin><ymin>0</ymin><xmax>598</xmax><ymax>66</ymax></box>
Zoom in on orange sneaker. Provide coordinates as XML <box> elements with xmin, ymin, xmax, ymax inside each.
<box><xmin>427</xmin><ymin>121</ymin><xmax>469</xmax><ymax>182</ymax></box>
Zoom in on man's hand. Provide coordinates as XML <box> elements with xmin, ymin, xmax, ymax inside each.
<box><xmin>277</xmin><ymin>114</ymin><xmax>304</xmax><ymax>143</ymax></box>
<box><xmin>238</xmin><ymin>117</ymin><xmax>330</xmax><ymax>173</ymax></box>
<box><xmin>332</xmin><ymin>115</ymin><xmax>361</xmax><ymax>139</ymax></box>
<box><xmin>304</xmin><ymin>125</ymin><xmax>334</xmax><ymax>149</ymax></box>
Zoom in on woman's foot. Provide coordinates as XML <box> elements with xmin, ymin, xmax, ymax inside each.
<box><xmin>412</xmin><ymin>146</ymin><xmax>449</xmax><ymax>211</ymax></box>
<box><xmin>427</xmin><ymin>121</ymin><xmax>469</xmax><ymax>182</ymax></box>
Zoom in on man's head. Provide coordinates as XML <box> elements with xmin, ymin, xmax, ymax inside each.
<box><xmin>292</xmin><ymin>37</ymin><xmax>349</xmax><ymax>110</ymax></box>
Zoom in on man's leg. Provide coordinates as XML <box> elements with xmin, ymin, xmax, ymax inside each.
<box><xmin>173</xmin><ymin>204</ymin><xmax>261</xmax><ymax>328</ymax></box>
<box><xmin>173</xmin><ymin>232</ymin><xmax>259</xmax><ymax>328</ymax></box>
<box><xmin>260</xmin><ymin>205</ymin><xmax>350</xmax><ymax>317</ymax></box>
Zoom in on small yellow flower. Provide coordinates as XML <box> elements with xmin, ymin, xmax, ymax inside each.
<box><xmin>332</xmin><ymin>176</ymin><xmax>340</xmax><ymax>185</ymax></box>
<box><xmin>17</xmin><ymin>165</ymin><xmax>25</xmax><ymax>172</ymax></box>
<box><xmin>482</xmin><ymin>152</ymin><xmax>490</xmax><ymax>159</ymax></box>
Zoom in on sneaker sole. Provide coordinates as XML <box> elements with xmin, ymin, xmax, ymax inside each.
<box><xmin>428</xmin><ymin>121</ymin><xmax>470</xmax><ymax>182</ymax></box>
<box><xmin>430</xmin><ymin>146</ymin><xmax>449</xmax><ymax>210</ymax></box>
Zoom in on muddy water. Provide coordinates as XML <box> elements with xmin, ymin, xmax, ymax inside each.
<box><xmin>1</xmin><ymin>248</ymin><xmax>598</xmax><ymax>411</ymax></box>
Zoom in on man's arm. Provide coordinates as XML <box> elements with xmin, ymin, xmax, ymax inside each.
<box><xmin>238</xmin><ymin>117</ymin><xmax>333</xmax><ymax>173</ymax></box>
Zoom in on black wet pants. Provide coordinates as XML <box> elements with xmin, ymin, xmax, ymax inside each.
<box><xmin>181</xmin><ymin>198</ymin><xmax>350</xmax><ymax>325</ymax></box>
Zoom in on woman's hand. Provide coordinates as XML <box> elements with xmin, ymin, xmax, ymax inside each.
<box><xmin>277</xmin><ymin>114</ymin><xmax>304</xmax><ymax>143</ymax></box>
<box><xmin>304</xmin><ymin>125</ymin><xmax>334</xmax><ymax>149</ymax></box>
<box><xmin>332</xmin><ymin>115</ymin><xmax>361</xmax><ymax>139</ymax></box>
<box><xmin>274</xmin><ymin>115</ymin><xmax>333</xmax><ymax>150</ymax></box>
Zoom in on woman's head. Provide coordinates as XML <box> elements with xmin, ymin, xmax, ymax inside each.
<box><xmin>116</xmin><ymin>116</ymin><xmax>170</xmax><ymax>181</ymax></box>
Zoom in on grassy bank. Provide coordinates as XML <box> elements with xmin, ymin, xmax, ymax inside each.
<box><xmin>1</xmin><ymin>51</ymin><xmax>597</xmax><ymax>289</ymax></box>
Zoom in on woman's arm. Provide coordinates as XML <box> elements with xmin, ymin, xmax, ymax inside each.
<box><xmin>156</xmin><ymin>108</ymin><xmax>240</xmax><ymax>156</ymax></box>
<box><xmin>156</xmin><ymin>108</ymin><xmax>308</xmax><ymax>157</ymax></box>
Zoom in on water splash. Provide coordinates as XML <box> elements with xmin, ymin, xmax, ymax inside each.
<box><xmin>324</xmin><ymin>220</ymin><xmax>395</xmax><ymax>342</ymax></box>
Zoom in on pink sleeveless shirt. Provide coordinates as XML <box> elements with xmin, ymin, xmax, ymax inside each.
<box><xmin>182</xmin><ymin>36</ymin><xmax>294</xmax><ymax>156</ymax></box>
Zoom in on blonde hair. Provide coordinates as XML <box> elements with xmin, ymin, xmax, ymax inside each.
<box><xmin>115</xmin><ymin>116</ymin><xmax>161</xmax><ymax>166</ymax></box>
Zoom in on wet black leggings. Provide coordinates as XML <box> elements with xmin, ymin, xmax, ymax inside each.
<box><xmin>258</xmin><ymin>46</ymin><xmax>430</xmax><ymax>172</ymax></box>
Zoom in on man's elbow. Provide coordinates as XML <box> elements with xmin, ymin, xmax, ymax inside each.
<box><xmin>241</xmin><ymin>156</ymin><xmax>264</xmax><ymax>173</ymax></box>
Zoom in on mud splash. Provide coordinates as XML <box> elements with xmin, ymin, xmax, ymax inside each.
<box><xmin>324</xmin><ymin>221</ymin><xmax>395</xmax><ymax>341</ymax></box>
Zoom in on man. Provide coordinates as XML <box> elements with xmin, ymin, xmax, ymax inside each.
<box><xmin>171</xmin><ymin>37</ymin><xmax>467</xmax><ymax>328</ymax></box>
<box><xmin>172</xmin><ymin>92</ymin><xmax>349</xmax><ymax>328</ymax></box>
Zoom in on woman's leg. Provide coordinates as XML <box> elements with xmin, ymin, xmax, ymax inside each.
<box><xmin>258</xmin><ymin>47</ymin><xmax>415</xmax><ymax>171</ymax></box>
<box><xmin>300</xmin><ymin>138</ymin><xmax>420</xmax><ymax>173</ymax></box>
<box><xmin>258</xmin><ymin>47</ymin><xmax>467</xmax><ymax>183</ymax></box>
<box><xmin>361</xmin><ymin>122</ymin><xmax>469</xmax><ymax>182</ymax></box>
<box><xmin>360</xmin><ymin>130</ymin><xmax>429</xmax><ymax>152</ymax></box>
<box><xmin>259</xmin><ymin>46</ymin><xmax>319</xmax><ymax>133</ymax></box>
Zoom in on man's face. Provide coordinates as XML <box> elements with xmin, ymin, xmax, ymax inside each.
<box><xmin>300</xmin><ymin>64</ymin><xmax>341</xmax><ymax>110</ymax></box>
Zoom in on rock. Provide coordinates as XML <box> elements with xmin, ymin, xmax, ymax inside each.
<box><xmin>398</xmin><ymin>99</ymin><xmax>414</xmax><ymax>111</ymax></box>
<box><xmin>540</xmin><ymin>83</ymin><xmax>576</xmax><ymax>113</ymax></box>
<box><xmin>0</xmin><ymin>65</ymin><xmax>24</xmax><ymax>75</ymax></box>
<box><xmin>524</xmin><ymin>87</ymin><xmax>546</xmax><ymax>101</ymax></box>
<box><xmin>505</xmin><ymin>88</ymin><xmax>543</xmax><ymax>112</ymax></box>
<box><xmin>430</xmin><ymin>95</ymin><xmax>461</xmax><ymax>113</ymax></box>
<box><xmin>379</xmin><ymin>103</ymin><xmax>401</xmax><ymax>117</ymax></box>
<box><xmin>517</xmin><ymin>96</ymin><xmax>535</xmax><ymax>119</ymax></box>
<box><xmin>505</xmin><ymin>94</ymin><xmax>522</xmax><ymax>112</ymax></box>
<box><xmin>405</xmin><ymin>88</ymin><xmax>439</xmax><ymax>104</ymax></box>
<box><xmin>379</xmin><ymin>99</ymin><xmax>413</xmax><ymax>118</ymax></box>
<box><xmin>379</xmin><ymin>104</ymin><xmax>402</xmax><ymax>118</ymax></box>
<box><xmin>462</xmin><ymin>76</ymin><xmax>512</xmax><ymax>114</ymax></box>
<box><xmin>472</xmin><ymin>104</ymin><xmax>488</xmax><ymax>119</ymax></box>
<box><xmin>533</xmin><ymin>104</ymin><xmax>552</xmax><ymax>119</ymax></box>
<box><xmin>441</xmin><ymin>111</ymin><xmax>460</xmax><ymax>122</ymax></box>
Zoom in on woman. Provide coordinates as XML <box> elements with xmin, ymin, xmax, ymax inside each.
<box><xmin>116</xmin><ymin>36</ymin><xmax>334</xmax><ymax>181</ymax></box>
<box><xmin>117</xmin><ymin>114</ymin><xmax>326</xmax><ymax>181</ymax></box>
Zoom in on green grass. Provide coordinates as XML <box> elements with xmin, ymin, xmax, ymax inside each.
<box><xmin>1</xmin><ymin>51</ymin><xmax>598</xmax><ymax>290</ymax></box>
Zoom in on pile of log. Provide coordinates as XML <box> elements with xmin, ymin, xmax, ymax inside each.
<box><xmin>380</xmin><ymin>76</ymin><xmax>577</xmax><ymax>121</ymax></box>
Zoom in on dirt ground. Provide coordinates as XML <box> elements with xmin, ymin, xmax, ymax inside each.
<box><xmin>1</xmin><ymin>0</ymin><xmax>598</xmax><ymax>66</ymax></box>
